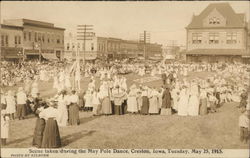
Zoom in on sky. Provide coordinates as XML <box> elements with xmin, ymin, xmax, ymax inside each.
<box><xmin>1</xmin><ymin>1</ymin><xmax>249</xmax><ymax>46</ymax></box>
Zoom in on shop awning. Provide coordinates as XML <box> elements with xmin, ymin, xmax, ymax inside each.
<box><xmin>186</xmin><ymin>49</ymin><xmax>246</xmax><ymax>56</ymax></box>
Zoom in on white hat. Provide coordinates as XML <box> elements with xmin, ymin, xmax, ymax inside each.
<box><xmin>18</xmin><ymin>87</ymin><xmax>24</xmax><ymax>92</ymax></box>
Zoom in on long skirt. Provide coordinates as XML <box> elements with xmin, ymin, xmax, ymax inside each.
<box><xmin>114</xmin><ymin>105</ymin><xmax>123</xmax><ymax>115</ymax></box>
<box><xmin>32</xmin><ymin>118</ymin><xmax>46</xmax><ymax>148</ymax></box>
<box><xmin>188</xmin><ymin>96</ymin><xmax>199</xmax><ymax>116</ymax></box>
<box><xmin>199</xmin><ymin>98</ymin><xmax>208</xmax><ymax>115</ymax></box>
<box><xmin>149</xmin><ymin>97</ymin><xmax>159</xmax><ymax>114</ymax></box>
<box><xmin>68</xmin><ymin>104</ymin><xmax>80</xmax><ymax>126</ymax></box>
<box><xmin>127</xmin><ymin>97</ymin><xmax>138</xmax><ymax>113</ymax></box>
<box><xmin>101</xmin><ymin>97</ymin><xmax>112</xmax><ymax>114</ymax></box>
<box><xmin>16</xmin><ymin>104</ymin><xmax>26</xmax><ymax>118</ymax></box>
<box><xmin>141</xmin><ymin>96</ymin><xmax>149</xmax><ymax>114</ymax></box>
<box><xmin>93</xmin><ymin>104</ymin><xmax>101</xmax><ymax>115</ymax></box>
<box><xmin>41</xmin><ymin>118</ymin><xmax>61</xmax><ymax>148</ymax></box>
<box><xmin>122</xmin><ymin>100</ymin><xmax>127</xmax><ymax>114</ymax></box>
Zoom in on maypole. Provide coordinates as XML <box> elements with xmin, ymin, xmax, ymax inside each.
<box><xmin>75</xmin><ymin>43</ymin><xmax>81</xmax><ymax>91</ymax></box>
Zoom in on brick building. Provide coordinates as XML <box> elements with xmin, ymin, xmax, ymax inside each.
<box><xmin>64</xmin><ymin>34</ymin><xmax>162</xmax><ymax>61</ymax></box>
<box><xmin>186</xmin><ymin>3</ymin><xmax>248</xmax><ymax>63</ymax></box>
<box><xmin>64</xmin><ymin>32</ymin><xmax>97</xmax><ymax>61</ymax></box>
<box><xmin>1</xmin><ymin>19</ymin><xmax>65</xmax><ymax>60</ymax></box>
<box><xmin>1</xmin><ymin>24</ymin><xmax>23</xmax><ymax>60</ymax></box>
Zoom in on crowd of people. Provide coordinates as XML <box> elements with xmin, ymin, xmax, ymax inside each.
<box><xmin>1</xmin><ymin>59</ymin><xmax>249</xmax><ymax>147</ymax></box>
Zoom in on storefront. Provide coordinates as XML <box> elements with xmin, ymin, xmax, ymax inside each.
<box><xmin>1</xmin><ymin>47</ymin><xmax>23</xmax><ymax>60</ymax></box>
<box><xmin>186</xmin><ymin>49</ymin><xmax>246</xmax><ymax>63</ymax></box>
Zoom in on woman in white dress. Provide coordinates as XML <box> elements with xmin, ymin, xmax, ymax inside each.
<box><xmin>178</xmin><ymin>87</ymin><xmax>189</xmax><ymax>116</ymax></box>
<box><xmin>92</xmin><ymin>89</ymin><xmax>102</xmax><ymax>116</ymax></box>
<box><xmin>171</xmin><ymin>86</ymin><xmax>179</xmax><ymax>112</ymax></box>
<box><xmin>5</xmin><ymin>90</ymin><xmax>16</xmax><ymax>120</ymax></box>
<box><xmin>1</xmin><ymin>109</ymin><xmax>10</xmax><ymax>146</ymax></box>
<box><xmin>56</xmin><ymin>91</ymin><xmax>69</xmax><ymax>127</ymax></box>
<box><xmin>84</xmin><ymin>90</ymin><xmax>93</xmax><ymax>111</ymax></box>
<box><xmin>148</xmin><ymin>88</ymin><xmax>160</xmax><ymax>114</ymax></box>
<box><xmin>188</xmin><ymin>83</ymin><xmax>200</xmax><ymax>116</ymax></box>
<box><xmin>127</xmin><ymin>84</ymin><xmax>138</xmax><ymax>114</ymax></box>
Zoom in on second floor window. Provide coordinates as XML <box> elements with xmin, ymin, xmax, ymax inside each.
<box><xmin>91</xmin><ymin>43</ymin><xmax>94</xmax><ymax>51</ymax></box>
<box><xmin>28</xmin><ymin>32</ymin><xmax>31</xmax><ymax>41</ymax></box>
<box><xmin>192</xmin><ymin>33</ymin><xmax>202</xmax><ymax>44</ymax></box>
<box><xmin>47</xmin><ymin>34</ymin><xmax>50</xmax><ymax>43</ymax></box>
<box><xmin>42</xmin><ymin>34</ymin><xmax>45</xmax><ymax>43</ymax></box>
<box><xmin>35</xmin><ymin>32</ymin><xmax>37</xmax><ymax>42</ymax></box>
<box><xmin>226</xmin><ymin>32</ymin><xmax>237</xmax><ymax>44</ymax></box>
<box><xmin>38</xmin><ymin>33</ymin><xmax>41</xmax><ymax>41</ymax></box>
<box><xmin>24</xmin><ymin>32</ymin><xmax>27</xmax><ymax>41</ymax></box>
<box><xmin>18</xmin><ymin>36</ymin><xmax>21</xmax><ymax>44</ymax></box>
<box><xmin>209</xmin><ymin>33</ymin><xmax>219</xmax><ymax>44</ymax></box>
<box><xmin>15</xmin><ymin>36</ymin><xmax>21</xmax><ymax>45</ymax></box>
<box><xmin>15</xmin><ymin>36</ymin><xmax>18</xmax><ymax>45</ymax></box>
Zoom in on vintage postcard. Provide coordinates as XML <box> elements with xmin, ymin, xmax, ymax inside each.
<box><xmin>0</xmin><ymin>1</ymin><xmax>249</xmax><ymax>158</ymax></box>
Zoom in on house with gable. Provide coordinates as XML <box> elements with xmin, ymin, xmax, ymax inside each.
<box><xmin>185</xmin><ymin>3</ymin><xmax>249</xmax><ymax>63</ymax></box>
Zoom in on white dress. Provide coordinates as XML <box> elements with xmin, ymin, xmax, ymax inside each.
<box><xmin>188</xmin><ymin>94</ymin><xmax>200</xmax><ymax>116</ymax></box>
<box><xmin>178</xmin><ymin>89</ymin><xmax>189</xmax><ymax>116</ymax></box>
<box><xmin>127</xmin><ymin>89</ymin><xmax>138</xmax><ymax>113</ymax></box>
<box><xmin>57</xmin><ymin>95</ymin><xmax>69</xmax><ymax>127</ymax></box>
<box><xmin>171</xmin><ymin>88</ymin><xmax>179</xmax><ymax>111</ymax></box>
<box><xmin>148</xmin><ymin>90</ymin><xmax>159</xmax><ymax>114</ymax></box>
<box><xmin>1</xmin><ymin>110</ymin><xmax>9</xmax><ymax>138</ymax></box>
<box><xmin>84</xmin><ymin>92</ymin><xmax>93</xmax><ymax>108</ymax></box>
<box><xmin>92</xmin><ymin>92</ymin><xmax>101</xmax><ymax>114</ymax></box>
<box><xmin>5</xmin><ymin>95</ymin><xmax>16</xmax><ymax>114</ymax></box>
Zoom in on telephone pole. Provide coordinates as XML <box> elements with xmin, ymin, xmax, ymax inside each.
<box><xmin>139</xmin><ymin>31</ymin><xmax>150</xmax><ymax>59</ymax></box>
<box><xmin>76</xmin><ymin>25</ymin><xmax>94</xmax><ymax>65</ymax></box>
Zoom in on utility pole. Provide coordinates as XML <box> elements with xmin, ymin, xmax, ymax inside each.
<box><xmin>139</xmin><ymin>31</ymin><xmax>150</xmax><ymax>59</ymax></box>
<box><xmin>77</xmin><ymin>25</ymin><xmax>94</xmax><ymax>65</ymax></box>
<box><xmin>169</xmin><ymin>40</ymin><xmax>177</xmax><ymax>59</ymax></box>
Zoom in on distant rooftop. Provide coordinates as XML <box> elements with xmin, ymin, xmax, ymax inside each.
<box><xmin>3</xmin><ymin>18</ymin><xmax>65</xmax><ymax>30</ymax></box>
